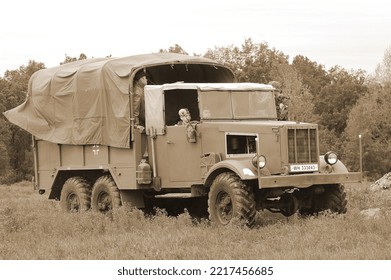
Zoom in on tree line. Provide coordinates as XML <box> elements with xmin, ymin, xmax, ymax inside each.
<box><xmin>1</xmin><ymin>40</ymin><xmax>390</xmax><ymax>183</ymax></box>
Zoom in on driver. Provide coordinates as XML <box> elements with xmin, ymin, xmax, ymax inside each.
<box><xmin>177</xmin><ymin>108</ymin><xmax>197</xmax><ymax>143</ymax></box>
<box><xmin>133</xmin><ymin>70</ymin><xmax>147</xmax><ymax>128</ymax></box>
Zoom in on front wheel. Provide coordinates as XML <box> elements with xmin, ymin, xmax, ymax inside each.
<box><xmin>299</xmin><ymin>184</ymin><xmax>347</xmax><ymax>216</ymax></box>
<box><xmin>60</xmin><ymin>177</ymin><xmax>91</xmax><ymax>213</ymax></box>
<box><xmin>208</xmin><ymin>172</ymin><xmax>256</xmax><ymax>227</ymax></box>
<box><xmin>91</xmin><ymin>175</ymin><xmax>121</xmax><ymax>213</ymax></box>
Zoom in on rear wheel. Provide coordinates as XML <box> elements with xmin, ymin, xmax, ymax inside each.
<box><xmin>91</xmin><ymin>175</ymin><xmax>121</xmax><ymax>213</ymax></box>
<box><xmin>299</xmin><ymin>184</ymin><xmax>347</xmax><ymax>216</ymax></box>
<box><xmin>60</xmin><ymin>177</ymin><xmax>91</xmax><ymax>213</ymax></box>
<box><xmin>208</xmin><ymin>172</ymin><xmax>256</xmax><ymax>227</ymax></box>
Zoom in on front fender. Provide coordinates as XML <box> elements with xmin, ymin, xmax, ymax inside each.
<box><xmin>319</xmin><ymin>155</ymin><xmax>349</xmax><ymax>174</ymax></box>
<box><xmin>205</xmin><ymin>159</ymin><xmax>259</xmax><ymax>182</ymax></box>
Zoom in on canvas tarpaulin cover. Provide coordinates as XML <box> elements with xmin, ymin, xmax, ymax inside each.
<box><xmin>3</xmin><ymin>57</ymin><xmax>132</xmax><ymax>148</ymax></box>
<box><xmin>4</xmin><ymin>53</ymin><xmax>232</xmax><ymax>148</ymax></box>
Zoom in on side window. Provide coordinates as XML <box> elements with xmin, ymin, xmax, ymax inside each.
<box><xmin>164</xmin><ymin>89</ymin><xmax>200</xmax><ymax>126</ymax></box>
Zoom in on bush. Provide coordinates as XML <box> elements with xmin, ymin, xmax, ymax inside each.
<box><xmin>0</xmin><ymin>169</ymin><xmax>25</xmax><ymax>185</ymax></box>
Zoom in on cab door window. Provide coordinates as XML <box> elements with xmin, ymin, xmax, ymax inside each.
<box><xmin>163</xmin><ymin>89</ymin><xmax>200</xmax><ymax>126</ymax></box>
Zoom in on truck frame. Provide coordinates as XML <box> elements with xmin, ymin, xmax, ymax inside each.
<box><xmin>4</xmin><ymin>53</ymin><xmax>362</xmax><ymax>226</ymax></box>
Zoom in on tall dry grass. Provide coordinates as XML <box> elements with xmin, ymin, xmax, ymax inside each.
<box><xmin>0</xmin><ymin>181</ymin><xmax>390</xmax><ymax>260</ymax></box>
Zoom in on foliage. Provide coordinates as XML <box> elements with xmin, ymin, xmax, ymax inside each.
<box><xmin>60</xmin><ymin>53</ymin><xmax>87</xmax><ymax>65</ymax></box>
<box><xmin>375</xmin><ymin>46</ymin><xmax>391</xmax><ymax>85</ymax></box>
<box><xmin>315</xmin><ymin>67</ymin><xmax>368</xmax><ymax>135</ymax></box>
<box><xmin>270</xmin><ymin>63</ymin><xmax>317</xmax><ymax>123</ymax></box>
<box><xmin>345</xmin><ymin>83</ymin><xmax>391</xmax><ymax>179</ymax></box>
<box><xmin>292</xmin><ymin>55</ymin><xmax>330</xmax><ymax>95</ymax></box>
<box><xmin>0</xmin><ymin>61</ymin><xmax>45</xmax><ymax>184</ymax></box>
<box><xmin>0</xmin><ymin>116</ymin><xmax>10</xmax><ymax>172</ymax></box>
<box><xmin>159</xmin><ymin>44</ymin><xmax>189</xmax><ymax>55</ymax></box>
<box><xmin>204</xmin><ymin>38</ymin><xmax>288</xmax><ymax>83</ymax></box>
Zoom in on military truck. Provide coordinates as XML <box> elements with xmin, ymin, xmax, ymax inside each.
<box><xmin>4</xmin><ymin>53</ymin><xmax>361</xmax><ymax>226</ymax></box>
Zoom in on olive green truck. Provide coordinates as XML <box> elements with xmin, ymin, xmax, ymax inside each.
<box><xmin>4</xmin><ymin>53</ymin><xmax>361</xmax><ymax>226</ymax></box>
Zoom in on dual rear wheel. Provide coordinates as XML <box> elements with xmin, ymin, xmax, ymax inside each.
<box><xmin>60</xmin><ymin>175</ymin><xmax>121</xmax><ymax>213</ymax></box>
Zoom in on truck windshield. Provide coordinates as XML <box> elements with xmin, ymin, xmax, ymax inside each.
<box><xmin>200</xmin><ymin>90</ymin><xmax>277</xmax><ymax>120</ymax></box>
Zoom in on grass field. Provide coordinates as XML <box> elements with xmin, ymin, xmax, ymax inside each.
<box><xmin>0</xmin><ymin>181</ymin><xmax>390</xmax><ymax>260</ymax></box>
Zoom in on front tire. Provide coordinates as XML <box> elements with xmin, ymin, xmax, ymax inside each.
<box><xmin>91</xmin><ymin>175</ymin><xmax>121</xmax><ymax>213</ymax></box>
<box><xmin>208</xmin><ymin>172</ymin><xmax>256</xmax><ymax>227</ymax></box>
<box><xmin>322</xmin><ymin>184</ymin><xmax>347</xmax><ymax>213</ymax></box>
<box><xmin>299</xmin><ymin>184</ymin><xmax>347</xmax><ymax>216</ymax></box>
<box><xmin>60</xmin><ymin>177</ymin><xmax>91</xmax><ymax>213</ymax></box>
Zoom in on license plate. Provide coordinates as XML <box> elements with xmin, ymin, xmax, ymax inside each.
<box><xmin>290</xmin><ymin>164</ymin><xmax>318</xmax><ymax>173</ymax></box>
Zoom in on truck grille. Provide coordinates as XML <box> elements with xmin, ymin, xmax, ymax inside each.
<box><xmin>288</xmin><ymin>128</ymin><xmax>318</xmax><ymax>164</ymax></box>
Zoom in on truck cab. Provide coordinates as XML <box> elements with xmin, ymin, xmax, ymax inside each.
<box><xmin>144</xmin><ymin>83</ymin><xmax>278</xmax><ymax>186</ymax></box>
<box><xmin>141</xmin><ymin>82</ymin><xmax>361</xmax><ymax>226</ymax></box>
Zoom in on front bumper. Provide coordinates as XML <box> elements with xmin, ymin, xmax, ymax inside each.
<box><xmin>259</xmin><ymin>172</ymin><xmax>362</xmax><ymax>189</ymax></box>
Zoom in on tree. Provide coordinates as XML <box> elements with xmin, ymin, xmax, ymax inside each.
<box><xmin>60</xmin><ymin>53</ymin><xmax>88</xmax><ymax>65</ymax></box>
<box><xmin>159</xmin><ymin>44</ymin><xmax>188</xmax><ymax>55</ymax></box>
<box><xmin>0</xmin><ymin>60</ymin><xmax>45</xmax><ymax>183</ymax></box>
<box><xmin>270</xmin><ymin>63</ymin><xmax>318</xmax><ymax>123</ymax></box>
<box><xmin>0</xmin><ymin>118</ymin><xmax>10</xmax><ymax>177</ymax></box>
<box><xmin>204</xmin><ymin>44</ymin><xmax>243</xmax><ymax>78</ymax></box>
<box><xmin>314</xmin><ymin>67</ymin><xmax>368</xmax><ymax>135</ymax></box>
<box><xmin>237</xmin><ymin>39</ymin><xmax>288</xmax><ymax>83</ymax></box>
<box><xmin>292</xmin><ymin>55</ymin><xmax>330</xmax><ymax>95</ymax></box>
<box><xmin>204</xmin><ymin>38</ymin><xmax>289</xmax><ymax>83</ymax></box>
<box><xmin>374</xmin><ymin>46</ymin><xmax>391</xmax><ymax>85</ymax></box>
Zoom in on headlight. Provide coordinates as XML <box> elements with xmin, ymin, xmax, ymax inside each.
<box><xmin>252</xmin><ymin>155</ymin><xmax>267</xmax><ymax>169</ymax></box>
<box><xmin>324</xmin><ymin>151</ymin><xmax>338</xmax><ymax>165</ymax></box>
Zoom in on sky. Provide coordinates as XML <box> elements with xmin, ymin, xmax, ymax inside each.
<box><xmin>1</xmin><ymin>0</ymin><xmax>390</xmax><ymax>76</ymax></box>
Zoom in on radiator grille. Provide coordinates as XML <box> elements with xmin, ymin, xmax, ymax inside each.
<box><xmin>288</xmin><ymin>128</ymin><xmax>318</xmax><ymax>163</ymax></box>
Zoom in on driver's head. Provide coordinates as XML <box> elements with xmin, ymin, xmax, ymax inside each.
<box><xmin>179</xmin><ymin>108</ymin><xmax>191</xmax><ymax>121</ymax></box>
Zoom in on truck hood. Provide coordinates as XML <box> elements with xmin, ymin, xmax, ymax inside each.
<box><xmin>205</xmin><ymin>120</ymin><xmax>317</xmax><ymax>133</ymax></box>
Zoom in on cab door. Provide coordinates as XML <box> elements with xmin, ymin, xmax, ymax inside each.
<box><xmin>165</xmin><ymin>125</ymin><xmax>202</xmax><ymax>182</ymax></box>
<box><xmin>145</xmin><ymin>85</ymin><xmax>202</xmax><ymax>184</ymax></box>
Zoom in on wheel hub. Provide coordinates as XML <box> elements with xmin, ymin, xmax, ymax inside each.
<box><xmin>216</xmin><ymin>192</ymin><xmax>233</xmax><ymax>224</ymax></box>
<box><xmin>97</xmin><ymin>192</ymin><xmax>112</xmax><ymax>212</ymax></box>
<box><xmin>67</xmin><ymin>193</ymin><xmax>80</xmax><ymax>212</ymax></box>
